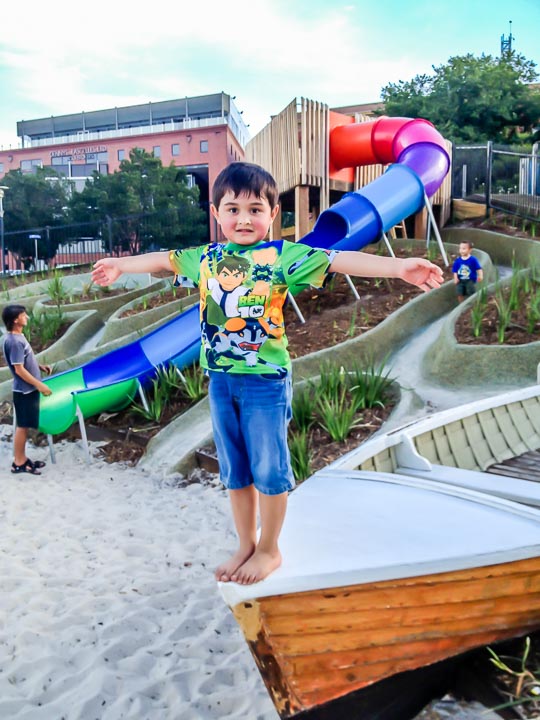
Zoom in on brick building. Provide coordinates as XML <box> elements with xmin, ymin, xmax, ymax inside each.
<box><xmin>0</xmin><ymin>92</ymin><xmax>248</xmax><ymax>240</ymax></box>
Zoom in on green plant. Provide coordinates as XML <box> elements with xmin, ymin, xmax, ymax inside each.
<box><xmin>349</xmin><ymin>358</ymin><xmax>394</xmax><ymax>410</ymax></box>
<box><xmin>47</xmin><ymin>272</ymin><xmax>68</xmax><ymax>309</ymax></box>
<box><xmin>494</xmin><ymin>288</ymin><xmax>512</xmax><ymax>344</ymax></box>
<box><xmin>23</xmin><ymin>310</ymin><xmax>65</xmax><ymax>347</ymax></box>
<box><xmin>316</xmin><ymin>362</ymin><xmax>347</xmax><ymax>405</ymax></box>
<box><xmin>470</xmin><ymin>286</ymin><xmax>488</xmax><ymax>338</ymax></box>
<box><xmin>291</xmin><ymin>386</ymin><xmax>316</xmax><ymax>432</ymax></box>
<box><xmin>179</xmin><ymin>363</ymin><xmax>207</xmax><ymax>402</ymax></box>
<box><xmin>526</xmin><ymin>288</ymin><xmax>540</xmax><ymax>334</ymax></box>
<box><xmin>316</xmin><ymin>387</ymin><xmax>360</xmax><ymax>442</ymax></box>
<box><xmin>487</xmin><ymin>637</ymin><xmax>540</xmax><ymax>714</ymax></box>
<box><xmin>347</xmin><ymin>306</ymin><xmax>358</xmax><ymax>337</ymax></box>
<box><xmin>288</xmin><ymin>429</ymin><xmax>312</xmax><ymax>483</ymax></box>
<box><xmin>132</xmin><ymin>377</ymin><xmax>167</xmax><ymax>423</ymax></box>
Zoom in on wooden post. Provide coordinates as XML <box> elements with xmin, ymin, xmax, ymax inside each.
<box><xmin>414</xmin><ymin>207</ymin><xmax>428</xmax><ymax>239</ymax></box>
<box><xmin>295</xmin><ymin>185</ymin><xmax>310</xmax><ymax>242</ymax></box>
<box><xmin>270</xmin><ymin>204</ymin><xmax>282</xmax><ymax>241</ymax></box>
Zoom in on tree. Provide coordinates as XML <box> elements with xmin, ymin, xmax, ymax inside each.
<box><xmin>69</xmin><ymin>149</ymin><xmax>208</xmax><ymax>254</ymax></box>
<box><xmin>1</xmin><ymin>168</ymin><xmax>71</xmax><ymax>268</ymax></box>
<box><xmin>380</xmin><ymin>52</ymin><xmax>540</xmax><ymax>144</ymax></box>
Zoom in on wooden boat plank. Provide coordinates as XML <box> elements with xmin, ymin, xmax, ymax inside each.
<box><xmin>444</xmin><ymin>419</ymin><xmax>478</xmax><ymax>469</ymax></box>
<box><xmin>522</xmin><ymin>396</ymin><xmax>540</xmax><ymax>437</ymax></box>
<box><xmin>491</xmin><ymin>404</ymin><xmax>529</xmax><ymax>457</ymax></box>
<box><xmin>460</xmin><ymin>415</ymin><xmax>492</xmax><ymax>470</ymax></box>
<box><xmin>477</xmin><ymin>410</ymin><xmax>511</xmax><ymax>464</ymax></box>
<box><xmin>431</xmin><ymin>426</ymin><xmax>456</xmax><ymax>466</ymax></box>
<box><xmin>507</xmin><ymin>402</ymin><xmax>540</xmax><ymax>450</ymax></box>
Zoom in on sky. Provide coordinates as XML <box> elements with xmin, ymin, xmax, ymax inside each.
<box><xmin>1</xmin><ymin>0</ymin><xmax>539</xmax><ymax>150</ymax></box>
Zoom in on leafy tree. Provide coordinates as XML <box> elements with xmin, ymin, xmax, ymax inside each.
<box><xmin>380</xmin><ymin>52</ymin><xmax>540</xmax><ymax>144</ymax></box>
<box><xmin>69</xmin><ymin>149</ymin><xmax>208</xmax><ymax>254</ymax></box>
<box><xmin>1</xmin><ymin>168</ymin><xmax>71</xmax><ymax>268</ymax></box>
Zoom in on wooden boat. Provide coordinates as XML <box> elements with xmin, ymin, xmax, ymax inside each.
<box><xmin>331</xmin><ymin>383</ymin><xmax>540</xmax><ymax>508</ymax></box>
<box><xmin>219</xmin><ymin>471</ymin><xmax>540</xmax><ymax>719</ymax></box>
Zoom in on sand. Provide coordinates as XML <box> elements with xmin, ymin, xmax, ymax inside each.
<box><xmin>0</xmin><ymin>425</ymin><xmax>278</xmax><ymax>720</ymax></box>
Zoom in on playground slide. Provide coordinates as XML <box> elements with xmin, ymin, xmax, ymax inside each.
<box><xmin>39</xmin><ymin>116</ymin><xmax>449</xmax><ymax>436</ymax></box>
<box><xmin>38</xmin><ymin>304</ymin><xmax>200</xmax><ymax>435</ymax></box>
<box><xmin>301</xmin><ymin>116</ymin><xmax>450</xmax><ymax>251</ymax></box>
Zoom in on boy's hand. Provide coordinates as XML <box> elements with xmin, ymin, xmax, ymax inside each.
<box><xmin>38</xmin><ymin>381</ymin><xmax>52</xmax><ymax>396</ymax></box>
<box><xmin>39</xmin><ymin>364</ymin><xmax>53</xmax><ymax>375</ymax></box>
<box><xmin>398</xmin><ymin>258</ymin><xmax>444</xmax><ymax>292</ymax></box>
<box><xmin>92</xmin><ymin>259</ymin><xmax>122</xmax><ymax>287</ymax></box>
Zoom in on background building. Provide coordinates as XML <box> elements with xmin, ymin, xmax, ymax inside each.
<box><xmin>0</xmin><ymin>92</ymin><xmax>248</xmax><ymax>239</ymax></box>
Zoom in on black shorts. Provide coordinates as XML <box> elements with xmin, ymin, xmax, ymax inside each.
<box><xmin>456</xmin><ymin>279</ymin><xmax>476</xmax><ymax>297</ymax></box>
<box><xmin>13</xmin><ymin>390</ymin><xmax>40</xmax><ymax>429</ymax></box>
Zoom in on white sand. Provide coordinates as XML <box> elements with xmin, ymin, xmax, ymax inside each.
<box><xmin>0</xmin><ymin>426</ymin><xmax>279</xmax><ymax>720</ymax></box>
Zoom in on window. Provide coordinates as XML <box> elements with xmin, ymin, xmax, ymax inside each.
<box><xmin>51</xmin><ymin>156</ymin><xmax>71</xmax><ymax>165</ymax></box>
<box><xmin>200</xmin><ymin>140</ymin><xmax>208</xmax><ymax>153</ymax></box>
<box><xmin>153</xmin><ymin>146</ymin><xmax>161</xmax><ymax>158</ymax></box>
<box><xmin>20</xmin><ymin>159</ymin><xmax>42</xmax><ymax>172</ymax></box>
<box><xmin>118</xmin><ymin>149</ymin><xmax>125</xmax><ymax>161</ymax></box>
<box><xmin>171</xmin><ymin>143</ymin><xmax>180</xmax><ymax>156</ymax></box>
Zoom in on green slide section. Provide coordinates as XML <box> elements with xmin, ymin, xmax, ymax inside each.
<box><xmin>38</xmin><ymin>371</ymin><xmax>139</xmax><ymax>435</ymax></box>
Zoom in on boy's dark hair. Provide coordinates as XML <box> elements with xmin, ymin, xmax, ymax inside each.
<box><xmin>2</xmin><ymin>304</ymin><xmax>26</xmax><ymax>331</ymax></box>
<box><xmin>217</xmin><ymin>256</ymin><xmax>250</xmax><ymax>275</ymax></box>
<box><xmin>460</xmin><ymin>240</ymin><xmax>473</xmax><ymax>249</ymax></box>
<box><xmin>212</xmin><ymin>162</ymin><xmax>279</xmax><ymax>210</ymax></box>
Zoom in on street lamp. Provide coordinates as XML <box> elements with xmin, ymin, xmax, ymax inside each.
<box><xmin>0</xmin><ymin>185</ymin><xmax>8</xmax><ymax>276</ymax></box>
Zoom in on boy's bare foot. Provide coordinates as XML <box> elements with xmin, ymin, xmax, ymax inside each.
<box><xmin>231</xmin><ymin>549</ymin><xmax>282</xmax><ymax>585</ymax></box>
<box><xmin>215</xmin><ymin>545</ymin><xmax>255</xmax><ymax>582</ymax></box>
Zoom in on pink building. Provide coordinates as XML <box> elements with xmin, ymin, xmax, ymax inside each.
<box><xmin>0</xmin><ymin>93</ymin><xmax>248</xmax><ymax>240</ymax></box>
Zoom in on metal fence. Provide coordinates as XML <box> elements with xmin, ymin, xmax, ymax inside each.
<box><xmin>453</xmin><ymin>142</ymin><xmax>540</xmax><ymax>221</ymax></box>
<box><xmin>3</xmin><ymin>209</ymin><xmax>206</xmax><ymax>274</ymax></box>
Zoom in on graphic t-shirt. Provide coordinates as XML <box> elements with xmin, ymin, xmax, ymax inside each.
<box><xmin>452</xmin><ymin>255</ymin><xmax>482</xmax><ymax>282</ymax></box>
<box><xmin>170</xmin><ymin>239</ymin><xmax>335</xmax><ymax>376</ymax></box>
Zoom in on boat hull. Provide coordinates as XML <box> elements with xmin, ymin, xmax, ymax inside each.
<box><xmin>232</xmin><ymin>555</ymin><xmax>540</xmax><ymax>718</ymax></box>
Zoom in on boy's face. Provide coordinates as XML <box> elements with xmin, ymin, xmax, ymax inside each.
<box><xmin>14</xmin><ymin>311</ymin><xmax>28</xmax><ymax>328</ymax></box>
<box><xmin>211</xmin><ymin>190</ymin><xmax>279</xmax><ymax>246</ymax></box>
<box><xmin>459</xmin><ymin>243</ymin><xmax>471</xmax><ymax>257</ymax></box>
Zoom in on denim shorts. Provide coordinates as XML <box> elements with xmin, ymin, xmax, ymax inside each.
<box><xmin>208</xmin><ymin>371</ymin><xmax>295</xmax><ymax>495</ymax></box>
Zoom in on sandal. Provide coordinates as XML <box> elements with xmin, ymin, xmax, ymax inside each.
<box><xmin>11</xmin><ymin>459</ymin><xmax>42</xmax><ymax>475</ymax></box>
<box><xmin>29</xmin><ymin>459</ymin><xmax>46</xmax><ymax>469</ymax></box>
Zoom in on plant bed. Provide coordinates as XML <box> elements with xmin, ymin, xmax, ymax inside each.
<box><xmin>454</xmin><ymin>271</ymin><xmax>540</xmax><ymax>346</ymax></box>
<box><xmin>118</xmin><ymin>286</ymin><xmax>193</xmax><ymax>317</ymax></box>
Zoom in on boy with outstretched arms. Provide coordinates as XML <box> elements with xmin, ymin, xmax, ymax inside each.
<box><xmin>92</xmin><ymin>161</ymin><xmax>443</xmax><ymax>585</ymax></box>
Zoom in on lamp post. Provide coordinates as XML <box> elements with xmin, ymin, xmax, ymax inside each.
<box><xmin>0</xmin><ymin>185</ymin><xmax>8</xmax><ymax>276</ymax></box>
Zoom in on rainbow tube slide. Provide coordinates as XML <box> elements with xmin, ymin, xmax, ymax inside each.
<box><xmin>301</xmin><ymin>116</ymin><xmax>450</xmax><ymax>251</ymax></box>
<box><xmin>38</xmin><ymin>304</ymin><xmax>200</xmax><ymax>435</ymax></box>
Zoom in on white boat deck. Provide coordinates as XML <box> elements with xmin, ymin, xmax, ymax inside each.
<box><xmin>219</xmin><ymin>470</ymin><xmax>540</xmax><ymax>607</ymax></box>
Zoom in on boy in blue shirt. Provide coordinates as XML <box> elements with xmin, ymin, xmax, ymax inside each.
<box><xmin>452</xmin><ymin>241</ymin><xmax>483</xmax><ymax>302</ymax></box>
<box><xmin>92</xmin><ymin>161</ymin><xmax>443</xmax><ymax>585</ymax></box>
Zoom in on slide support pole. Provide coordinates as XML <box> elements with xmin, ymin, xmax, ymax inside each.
<box><xmin>344</xmin><ymin>274</ymin><xmax>360</xmax><ymax>300</ymax></box>
<box><xmin>381</xmin><ymin>233</ymin><xmax>396</xmax><ymax>257</ymax></box>
<box><xmin>75</xmin><ymin>402</ymin><xmax>91</xmax><ymax>465</ymax></box>
<box><xmin>423</xmin><ymin>193</ymin><xmax>449</xmax><ymax>267</ymax></box>
<box><xmin>287</xmin><ymin>293</ymin><xmax>306</xmax><ymax>324</ymax></box>
<box><xmin>137</xmin><ymin>380</ymin><xmax>150</xmax><ymax>414</ymax></box>
<box><xmin>47</xmin><ymin>435</ymin><xmax>56</xmax><ymax>464</ymax></box>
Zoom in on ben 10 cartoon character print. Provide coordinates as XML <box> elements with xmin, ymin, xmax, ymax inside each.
<box><xmin>169</xmin><ymin>240</ymin><xmax>334</xmax><ymax>376</ymax></box>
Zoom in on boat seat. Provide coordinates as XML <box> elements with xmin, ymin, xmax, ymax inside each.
<box><xmin>397</xmin><ymin>463</ymin><xmax>540</xmax><ymax>508</ymax></box>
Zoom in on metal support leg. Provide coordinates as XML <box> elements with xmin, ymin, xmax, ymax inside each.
<box><xmin>344</xmin><ymin>274</ymin><xmax>360</xmax><ymax>300</ymax></box>
<box><xmin>47</xmin><ymin>434</ymin><xmax>56</xmax><ymax>464</ymax></box>
<box><xmin>75</xmin><ymin>403</ymin><xmax>91</xmax><ymax>465</ymax></box>
<box><xmin>381</xmin><ymin>232</ymin><xmax>396</xmax><ymax>257</ymax></box>
<box><xmin>287</xmin><ymin>293</ymin><xmax>305</xmax><ymax>324</ymax></box>
<box><xmin>424</xmin><ymin>193</ymin><xmax>449</xmax><ymax>267</ymax></box>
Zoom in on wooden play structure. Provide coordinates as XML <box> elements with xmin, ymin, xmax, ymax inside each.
<box><xmin>245</xmin><ymin>98</ymin><xmax>452</xmax><ymax>244</ymax></box>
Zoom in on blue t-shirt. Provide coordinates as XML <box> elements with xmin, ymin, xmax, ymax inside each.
<box><xmin>2</xmin><ymin>332</ymin><xmax>41</xmax><ymax>393</ymax></box>
<box><xmin>452</xmin><ymin>256</ymin><xmax>482</xmax><ymax>283</ymax></box>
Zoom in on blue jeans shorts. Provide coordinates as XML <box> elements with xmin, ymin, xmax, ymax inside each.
<box><xmin>208</xmin><ymin>371</ymin><xmax>295</xmax><ymax>496</ymax></box>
